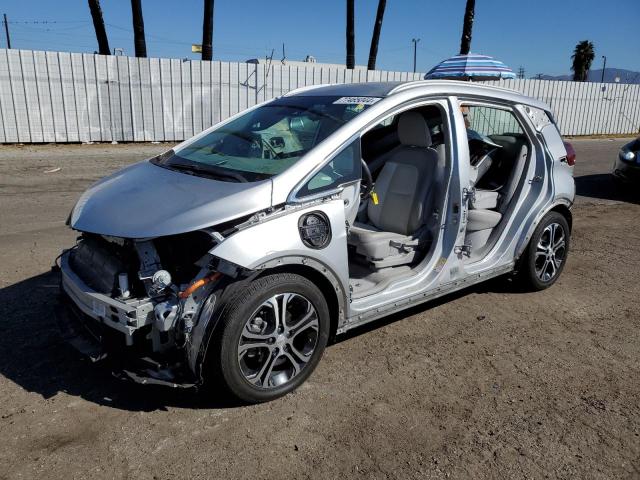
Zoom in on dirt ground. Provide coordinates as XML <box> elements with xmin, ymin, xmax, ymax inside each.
<box><xmin>0</xmin><ymin>138</ymin><xmax>639</xmax><ymax>479</ymax></box>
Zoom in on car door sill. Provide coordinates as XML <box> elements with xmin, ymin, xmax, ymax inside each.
<box><xmin>338</xmin><ymin>262</ymin><xmax>514</xmax><ymax>334</ymax></box>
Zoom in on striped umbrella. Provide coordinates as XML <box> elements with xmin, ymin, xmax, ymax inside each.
<box><xmin>424</xmin><ymin>54</ymin><xmax>516</xmax><ymax>80</ymax></box>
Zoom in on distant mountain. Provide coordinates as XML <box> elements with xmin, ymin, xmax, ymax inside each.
<box><xmin>536</xmin><ymin>68</ymin><xmax>640</xmax><ymax>84</ymax></box>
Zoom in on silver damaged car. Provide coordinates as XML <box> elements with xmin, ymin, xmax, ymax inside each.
<box><xmin>57</xmin><ymin>80</ymin><xmax>576</xmax><ymax>403</ymax></box>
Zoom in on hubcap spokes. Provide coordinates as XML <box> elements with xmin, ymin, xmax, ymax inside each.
<box><xmin>238</xmin><ymin>293</ymin><xmax>319</xmax><ymax>389</ymax></box>
<box><xmin>535</xmin><ymin>223</ymin><xmax>566</xmax><ymax>282</ymax></box>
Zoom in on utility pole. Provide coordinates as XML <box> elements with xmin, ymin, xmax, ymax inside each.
<box><xmin>346</xmin><ymin>0</ymin><xmax>355</xmax><ymax>69</ymax></box>
<box><xmin>411</xmin><ymin>38</ymin><xmax>420</xmax><ymax>73</ymax></box>
<box><xmin>3</xmin><ymin>14</ymin><xmax>11</xmax><ymax>49</ymax></box>
<box><xmin>130</xmin><ymin>0</ymin><xmax>147</xmax><ymax>58</ymax></box>
<box><xmin>601</xmin><ymin>55</ymin><xmax>607</xmax><ymax>83</ymax></box>
<box><xmin>517</xmin><ymin>66</ymin><xmax>525</xmax><ymax>79</ymax></box>
<box><xmin>202</xmin><ymin>0</ymin><xmax>214</xmax><ymax>61</ymax></box>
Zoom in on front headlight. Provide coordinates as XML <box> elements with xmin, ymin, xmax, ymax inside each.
<box><xmin>620</xmin><ymin>150</ymin><xmax>636</xmax><ymax>162</ymax></box>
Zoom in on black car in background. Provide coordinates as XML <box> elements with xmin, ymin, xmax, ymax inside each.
<box><xmin>613</xmin><ymin>137</ymin><xmax>640</xmax><ymax>183</ymax></box>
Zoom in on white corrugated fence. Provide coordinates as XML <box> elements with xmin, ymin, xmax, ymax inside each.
<box><xmin>0</xmin><ymin>48</ymin><xmax>638</xmax><ymax>143</ymax></box>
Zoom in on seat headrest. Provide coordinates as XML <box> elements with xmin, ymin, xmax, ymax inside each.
<box><xmin>397</xmin><ymin>111</ymin><xmax>432</xmax><ymax>148</ymax></box>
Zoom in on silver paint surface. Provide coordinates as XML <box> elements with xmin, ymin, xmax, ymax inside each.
<box><xmin>70</xmin><ymin>160</ymin><xmax>272</xmax><ymax>238</ymax></box>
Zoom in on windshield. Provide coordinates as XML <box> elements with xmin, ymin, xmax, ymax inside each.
<box><xmin>152</xmin><ymin>95</ymin><xmax>380</xmax><ymax>182</ymax></box>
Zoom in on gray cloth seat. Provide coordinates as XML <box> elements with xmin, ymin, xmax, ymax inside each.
<box><xmin>497</xmin><ymin>144</ymin><xmax>528</xmax><ymax>213</ymax></box>
<box><xmin>465</xmin><ymin>139</ymin><xmax>529</xmax><ymax>249</ymax></box>
<box><xmin>471</xmin><ymin>189</ymin><xmax>499</xmax><ymax>209</ymax></box>
<box><xmin>349</xmin><ymin>111</ymin><xmax>438</xmax><ymax>268</ymax></box>
<box><xmin>467</xmin><ymin>209</ymin><xmax>502</xmax><ymax>231</ymax></box>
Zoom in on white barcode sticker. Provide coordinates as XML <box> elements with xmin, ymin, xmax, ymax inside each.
<box><xmin>333</xmin><ymin>96</ymin><xmax>382</xmax><ymax>105</ymax></box>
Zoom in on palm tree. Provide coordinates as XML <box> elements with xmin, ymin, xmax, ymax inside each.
<box><xmin>130</xmin><ymin>0</ymin><xmax>147</xmax><ymax>57</ymax></box>
<box><xmin>571</xmin><ymin>40</ymin><xmax>595</xmax><ymax>82</ymax></box>
<box><xmin>367</xmin><ymin>0</ymin><xmax>386</xmax><ymax>70</ymax></box>
<box><xmin>202</xmin><ymin>0</ymin><xmax>215</xmax><ymax>61</ymax></box>
<box><xmin>87</xmin><ymin>0</ymin><xmax>110</xmax><ymax>55</ymax></box>
<box><xmin>459</xmin><ymin>0</ymin><xmax>475</xmax><ymax>55</ymax></box>
<box><xmin>346</xmin><ymin>0</ymin><xmax>355</xmax><ymax>69</ymax></box>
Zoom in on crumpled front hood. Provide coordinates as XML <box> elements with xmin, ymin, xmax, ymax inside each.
<box><xmin>70</xmin><ymin>161</ymin><xmax>273</xmax><ymax>238</ymax></box>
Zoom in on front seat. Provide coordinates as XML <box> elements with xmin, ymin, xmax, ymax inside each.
<box><xmin>348</xmin><ymin>111</ymin><xmax>439</xmax><ymax>269</ymax></box>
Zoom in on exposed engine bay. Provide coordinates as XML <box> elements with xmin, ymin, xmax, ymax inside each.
<box><xmin>59</xmin><ymin>228</ymin><xmax>242</xmax><ymax>387</ymax></box>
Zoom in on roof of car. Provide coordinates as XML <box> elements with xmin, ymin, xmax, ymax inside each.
<box><xmin>284</xmin><ymin>80</ymin><xmax>549</xmax><ymax>111</ymax></box>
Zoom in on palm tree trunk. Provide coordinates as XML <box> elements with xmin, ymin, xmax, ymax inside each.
<box><xmin>130</xmin><ymin>0</ymin><xmax>147</xmax><ymax>57</ymax></box>
<box><xmin>459</xmin><ymin>0</ymin><xmax>475</xmax><ymax>55</ymax></box>
<box><xmin>367</xmin><ymin>0</ymin><xmax>386</xmax><ymax>70</ymax></box>
<box><xmin>88</xmin><ymin>0</ymin><xmax>110</xmax><ymax>55</ymax></box>
<box><xmin>202</xmin><ymin>0</ymin><xmax>214</xmax><ymax>61</ymax></box>
<box><xmin>346</xmin><ymin>0</ymin><xmax>355</xmax><ymax>69</ymax></box>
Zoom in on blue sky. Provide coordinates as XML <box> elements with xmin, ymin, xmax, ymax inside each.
<box><xmin>2</xmin><ymin>0</ymin><xmax>638</xmax><ymax>76</ymax></box>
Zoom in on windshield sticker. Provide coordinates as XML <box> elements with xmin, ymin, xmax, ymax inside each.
<box><xmin>333</xmin><ymin>96</ymin><xmax>382</xmax><ymax>106</ymax></box>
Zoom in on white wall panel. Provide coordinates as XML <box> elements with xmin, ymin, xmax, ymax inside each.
<box><xmin>1</xmin><ymin>49</ymin><xmax>638</xmax><ymax>142</ymax></box>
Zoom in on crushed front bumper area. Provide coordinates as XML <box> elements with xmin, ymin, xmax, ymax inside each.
<box><xmin>56</xmin><ymin>251</ymin><xmax>198</xmax><ymax>389</ymax></box>
<box><xmin>60</xmin><ymin>250</ymin><xmax>155</xmax><ymax>345</ymax></box>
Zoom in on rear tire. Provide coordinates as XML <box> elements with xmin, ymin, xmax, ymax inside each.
<box><xmin>205</xmin><ymin>273</ymin><xmax>330</xmax><ymax>404</ymax></box>
<box><xmin>517</xmin><ymin>211</ymin><xmax>570</xmax><ymax>291</ymax></box>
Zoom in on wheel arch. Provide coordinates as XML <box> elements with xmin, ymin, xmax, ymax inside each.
<box><xmin>550</xmin><ymin>203</ymin><xmax>572</xmax><ymax>232</ymax></box>
<box><xmin>253</xmin><ymin>261</ymin><xmax>346</xmax><ymax>343</ymax></box>
<box><xmin>515</xmin><ymin>200</ymin><xmax>573</xmax><ymax>263</ymax></box>
<box><xmin>189</xmin><ymin>255</ymin><xmax>348</xmax><ymax>384</ymax></box>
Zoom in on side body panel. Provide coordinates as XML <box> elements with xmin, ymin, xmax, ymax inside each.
<box><xmin>540</xmin><ymin>121</ymin><xmax>575</xmax><ymax>205</ymax></box>
<box><xmin>461</xmin><ymin>102</ymin><xmax>552</xmax><ymax>274</ymax></box>
<box><xmin>206</xmin><ymin>92</ymin><xmax>573</xmax><ymax>337</ymax></box>
<box><xmin>210</xmin><ymin>199</ymin><xmax>351</xmax><ymax>309</ymax></box>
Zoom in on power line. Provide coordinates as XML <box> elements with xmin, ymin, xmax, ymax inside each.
<box><xmin>8</xmin><ymin>20</ymin><xmax>89</xmax><ymax>24</ymax></box>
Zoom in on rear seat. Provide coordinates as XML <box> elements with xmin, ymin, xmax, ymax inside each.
<box><xmin>465</xmin><ymin>136</ymin><xmax>529</xmax><ymax>250</ymax></box>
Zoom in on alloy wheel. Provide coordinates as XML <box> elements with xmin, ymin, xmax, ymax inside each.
<box><xmin>237</xmin><ymin>293</ymin><xmax>319</xmax><ymax>389</ymax></box>
<box><xmin>534</xmin><ymin>222</ymin><xmax>566</xmax><ymax>282</ymax></box>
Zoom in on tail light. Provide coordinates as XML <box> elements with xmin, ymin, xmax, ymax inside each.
<box><xmin>563</xmin><ymin>141</ymin><xmax>576</xmax><ymax>166</ymax></box>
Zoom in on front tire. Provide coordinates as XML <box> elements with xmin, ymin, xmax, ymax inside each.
<box><xmin>518</xmin><ymin>211</ymin><xmax>570</xmax><ymax>291</ymax></box>
<box><xmin>207</xmin><ymin>273</ymin><xmax>330</xmax><ymax>404</ymax></box>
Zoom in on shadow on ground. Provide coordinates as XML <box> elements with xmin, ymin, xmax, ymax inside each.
<box><xmin>0</xmin><ymin>270</ymin><xmax>517</xmax><ymax>411</ymax></box>
<box><xmin>575</xmin><ymin>173</ymin><xmax>640</xmax><ymax>204</ymax></box>
<box><xmin>0</xmin><ymin>271</ymin><xmax>236</xmax><ymax>412</ymax></box>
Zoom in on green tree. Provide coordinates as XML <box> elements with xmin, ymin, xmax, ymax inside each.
<box><xmin>202</xmin><ymin>0</ymin><xmax>215</xmax><ymax>61</ymax></box>
<box><xmin>130</xmin><ymin>0</ymin><xmax>147</xmax><ymax>57</ymax></box>
<box><xmin>571</xmin><ymin>40</ymin><xmax>595</xmax><ymax>82</ymax></box>
<box><xmin>346</xmin><ymin>0</ymin><xmax>355</xmax><ymax>69</ymax></box>
<box><xmin>367</xmin><ymin>0</ymin><xmax>387</xmax><ymax>70</ymax></box>
<box><xmin>459</xmin><ymin>0</ymin><xmax>475</xmax><ymax>55</ymax></box>
<box><xmin>87</xmin><ymin>0</ymin><xmax>110</xmax><ymax>55</ymax></box>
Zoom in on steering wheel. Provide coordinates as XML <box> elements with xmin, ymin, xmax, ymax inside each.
<box><xmin>360</xmin><ymin>159</ymin><xmax>373</xmax><ymax>197</ymax></box>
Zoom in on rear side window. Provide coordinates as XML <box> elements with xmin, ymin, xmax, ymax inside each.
<box><xmin>465</xmin><ymin>106</ymin><xmax>523</xmax><ymax>136</ymax></box>
<box><xmin>297</xmin><ymin>139</ymin><xmax>362</xmax><ymax>197</ymax></box>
